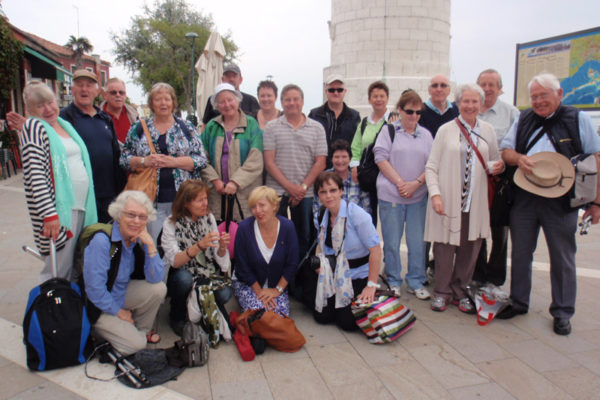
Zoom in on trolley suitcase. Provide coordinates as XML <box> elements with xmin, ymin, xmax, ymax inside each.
<box><xmin>22</xmin><ymin>240</ymin><xmax>92</xmax><ymax>371</ymax></box>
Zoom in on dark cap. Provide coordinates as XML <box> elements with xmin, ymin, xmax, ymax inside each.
<box><xmin>223</xmin><ymin>64</ymin><xmax>241</xmax><ymax>76</ymax></box>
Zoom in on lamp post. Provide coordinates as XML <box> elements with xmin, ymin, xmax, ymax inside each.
<box><xmin>185</xmin><ymin>31</ymin><xmax>199</xmax><ymax>124</ymax></box>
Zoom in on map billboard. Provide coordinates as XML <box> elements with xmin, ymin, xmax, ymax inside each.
<box><xmin>514</xmin><ymin>27</ymin><xmax>600</xmax><ymax>110</ymax></box>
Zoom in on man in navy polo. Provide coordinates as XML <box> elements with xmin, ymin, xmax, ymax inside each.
<box><xmin>60</xmin><ymin>69</ymin><xmax>125</xmax><ymax>223</ymax></box>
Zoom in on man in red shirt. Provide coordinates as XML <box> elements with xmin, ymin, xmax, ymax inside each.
<box><xmin>100</xmin><ymin>78</ymin><xmax>139</xmax><ymax>145</ymax></box>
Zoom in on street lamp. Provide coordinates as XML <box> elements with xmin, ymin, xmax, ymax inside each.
<box><xmin>185</xmin><ymin>31</ymin><xmax>199</xmax><ymax>125</ymax></box>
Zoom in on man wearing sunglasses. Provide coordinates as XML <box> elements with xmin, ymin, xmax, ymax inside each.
<box><xmin>419</xmin><ymin>74</ymin><xmax>459</xmax><ymax>138</ymax></box>
<box><xmin>309</xmin><ymin>75</ymin><xmax>360</xmax><ymax>169</ymax></box>
<box><xmin>100</xmin><ymin>78</ymin><xmax>139</xmax><ymax>145</ymax></box>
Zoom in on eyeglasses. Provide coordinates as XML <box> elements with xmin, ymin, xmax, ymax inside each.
<box><xmin>108</xmin><ymin>90</ymin><xmax>126</xmax><ymax>96</ymax></box>
<box><xmin>327</xmin><ymin>88</ymin><xmax>345</xmax><ymax>93</ymax></box>
<box><xmin>402</xmin><ymin>109</ymin><xmax>423</xmax><ymax>115</ymax></box>
<box><xmin>430</xmin><ymin>83</ymin><xmax>449</xmax><ymax>89</ymax></box>
<box><xmin>122</xmin><ymin>211</ymin><xmax>148</xmax><ymax>222</ymax></box>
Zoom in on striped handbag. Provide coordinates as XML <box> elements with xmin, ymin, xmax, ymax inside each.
<box><xmin>351</xmin><ymin>293</ymin><xmax>416</xmax><ymax>344</ymax></box>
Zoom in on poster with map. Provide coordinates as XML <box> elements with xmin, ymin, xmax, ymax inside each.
<box><xmin>515</xmin><ymin>27</ymin><xmax>600</xmax><ymax>110</ymax></box>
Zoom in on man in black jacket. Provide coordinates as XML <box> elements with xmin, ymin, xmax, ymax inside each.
<box><xmin>60</xmin><ymin>69</ymin><xmax>126</xmax><ymax>223</ymax></box>
<box><xmin>201</xmin><ymin>64</ymin><xmax>260</xmax><ymax>125</ymax></box>
<box><xmin>309</xmin><ymin>75</ymin><xmax>360</xmax><ymax>169</ymax></box>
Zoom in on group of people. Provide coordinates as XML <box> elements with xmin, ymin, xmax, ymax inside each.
<box><xmin>12</xmin><ymin>61</ymin><xmax>600</xmax><ymax>357</ymax></box>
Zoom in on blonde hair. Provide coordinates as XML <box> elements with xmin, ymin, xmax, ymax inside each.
<box><xmin>248</xmin><ymin>186</ymin><xmax>281</xmax><ymax>210</ymax></box>
<box><xmin>147</xmin><ymin>82</ymin><xmax>178</xmax><ymax>113</ymax></box>
<box><xmin>23</xmin><ymin>80</ymin><xmax>56</xmax><ymax>111</ymax></box>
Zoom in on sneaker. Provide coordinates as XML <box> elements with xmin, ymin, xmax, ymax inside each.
<box><xmin>390</xmin><ymin>285</ymin><xmax>402</xmax><ymax>298</ymax></box>
<box><xmin>453</xmin><ymin>298</ymin><xmax>475</xmax><ymax>314</ymax></box>
<box><xmin>407</xmin><ymin>286</ymin><xmax>431</xmax><ymax>300</ymax></box>
<box><xmin>431</xmin><ymin>296</ymin><xmax>448</xmax><ymax>312</ymax></box>
<box><xmin>482</xmin><ymin>283</ymin><xmax>509</xmax><ymax>301</ymax></box>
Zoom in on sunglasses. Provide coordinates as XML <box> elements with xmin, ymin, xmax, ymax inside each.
<box><xmin>402</xmin><ymin>109</ymin><xmax>422</xmax><ymax>115</ymax></box>
<box><xmin>430</xmin><ymin>83</ymin><xmax>449</xmax><ymax>89</ymax></box>
<box><xmin>327</xmin><ymin>88</ymin><xmax>345</xmax><ymax>93</ymax></box>
<box><xmin>108</xmin><ymin>90</ymin><xmax>126</xmax><ymax>96</ymax></box>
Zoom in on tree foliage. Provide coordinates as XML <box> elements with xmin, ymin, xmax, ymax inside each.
<box><xmin>111</xmin><ymin>0</ymin><xmax>238</xmax><ymax>112</ymax></box>
<box><xmin>0</xmin><ymin>18</ymin><xmax>23</xmax><ymax>102</ymax></box>
<box><xmin>64</xmin><ymin>35</ymin><xmax>94</xmax><ymax>69</ymax></box>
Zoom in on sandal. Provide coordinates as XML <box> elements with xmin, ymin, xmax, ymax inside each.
<box><xmin>146</xmin><ymin>330</ymin><xmax>161</xmax><ymax>344</ymax></box>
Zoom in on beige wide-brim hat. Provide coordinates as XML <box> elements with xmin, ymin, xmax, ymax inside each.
<box><xmin>514</xmin><ymin>152</ymin><xmax>575</xmax><ymax>198</ymax></box>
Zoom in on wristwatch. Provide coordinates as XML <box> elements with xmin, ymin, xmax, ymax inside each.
<box><xmin>301</xmin><ymin>183</ymin><xmax>308</xmax><ymax>190</ymax></box>
<box><xmin>141</xmin><ymin>157</ymin><xmax>146</xmax><ymax>166</ymax></box>
<box><xmin>276</xmin><ymin>285</ymin><xmax>284</xmax><ymax>294</ymax></box>
<box><xmin>367</xmin><ymin>280</ymin><xmax>381</xmax><ymax>289</ymax></box>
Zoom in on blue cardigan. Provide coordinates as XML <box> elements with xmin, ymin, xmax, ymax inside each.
<box><xmin>234</xmin><ymin>215</ymin><xmax>299</xmax><ymax>288</ymax></box>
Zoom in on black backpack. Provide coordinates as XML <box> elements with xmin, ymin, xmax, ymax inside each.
<box><xmin>357</xmin><ymin>119</ymin><xmax>395</xmax><ymax>193</ymax></box>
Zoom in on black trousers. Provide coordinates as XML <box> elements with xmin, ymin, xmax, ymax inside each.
<box><xmin>313</xmin><ymin>278</ymin><xmax>367</xmax><ymax>331</ymax></box>
<box><xmin>472</xmin><ymin>225</ymin><xmax>509</xmax><ymax>286</ymax></box>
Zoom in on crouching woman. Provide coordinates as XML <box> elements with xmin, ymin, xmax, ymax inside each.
<box><xmin>83</xmin><ymin>190</ymin><xmax>166</xmax><ymax>355</ymax></box>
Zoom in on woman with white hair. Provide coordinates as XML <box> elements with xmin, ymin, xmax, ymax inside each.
<box><xmin>83</xmin><ymin>190</ymin><xmax>166</xmax><ymax>355</ymax></box>
<box><xmin>425</xmin><ymin>83</ymin><xmax>504</xmax><ymax>313</ymax></box>
<box><xmin>120</xmin><ymin>82</ymin><xmax>207</xmax><ymax>241</ymax></box>
<box><xmin>19</xmin><ymin>80</ymin><xmax>97</xmax><ymax>281</ymax></box>
<box><xmin>201</xmin><ymin>83</ymin><xmax>264</xmax><ymax>222</ymax></box>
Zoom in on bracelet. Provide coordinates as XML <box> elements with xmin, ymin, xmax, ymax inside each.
<box><xmin>141</xmin><ymin>157</ymin><xmax>145</xmax><ymax>167</ymax></box>
<box><xmin>592</xmin><ymin>202</ymin><xmax>600</xmax><ymax>207</ymax></box>
<box><xmin>416</xmin><ymin>178</ymin><xmax>423</xmax><ymax>184</ymax></box>
<box><xmin>195</xmin><ymin>242</ymin><xmax>203</xmax><ymax>251</ymax></box>
<box><xmin>367</xmin><ymin>280</ymin><xmax>381</xmax><ymax>289</ymax></box>
<box><xmin>185</xmin><ymin>247</ymin><xmax>193</xmax><ymax>258</ymax></box>
<box><xmin>276</xmin><ymin>285</ymin><xmax>284</xmax><ymax>294</ymax></box>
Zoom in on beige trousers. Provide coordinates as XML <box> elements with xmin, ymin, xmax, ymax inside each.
<box><xmin>94</xmin><ymin>280</ymin><xmax>166</xmax><ymax>355</ymax></box>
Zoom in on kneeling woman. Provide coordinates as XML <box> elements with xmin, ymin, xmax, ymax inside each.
<box><xmin>84</xmin><ymin>191</ymin><xmax>166</xmax><ymax>356</ymax></box>
<box><xmin>313</xmin><ymin>171</ymin><xmax>382</xmax><ymax>331</ymax></box>
<box><xmin>161</xmin><ymin>180</ymin><xmax>232</xmax><ymax>336</ymax></box>
<box><xmin>233</xmin><ymin>186</ymin><xmax>299</xmax><ymax>316</ymax></box>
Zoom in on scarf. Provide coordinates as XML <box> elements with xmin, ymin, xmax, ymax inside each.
<box><xmin>174</xmin><ymin>214</ymin><xmax>226</xmax><ymax>281</ymax></box>
<box><xmin>315</xmin><ymin>204</ymin><xmax>353</xmax><ymax>312</ymax></box>
<box><xmin>37</xmin><ymin>116</ymin><xmax>97</xmax><ymax>230</ymax></box>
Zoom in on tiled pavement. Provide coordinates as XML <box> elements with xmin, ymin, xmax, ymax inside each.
<box><xmin>1</xmin><ymin>173</ymin><xmax>600</xmax><ymax>400</ymax></box>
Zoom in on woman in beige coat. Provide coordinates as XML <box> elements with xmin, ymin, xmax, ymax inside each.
<box><xmin>424</xmin><ymin>83</ymin><xmax>503</xmax><ymax>313</ymax></box>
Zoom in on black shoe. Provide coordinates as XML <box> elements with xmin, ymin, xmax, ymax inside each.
<box><xmin>250</xmin><ymin>337</ymin><xmax>266</xmax><ymax>354</ymax></box>
<box><xmin>170</xmin><ymin>318</ymin><xmax>185</xmax><ymax>336</ymax></box>
<box><xmin>496</xmin><ymin>305</ymin><xmax>527</xmax><ymax>320</ymax></box>
<box><xmin>553</xmin><ymin>318</ymin><xmax>571</xmax><ymax>335</ymax></box>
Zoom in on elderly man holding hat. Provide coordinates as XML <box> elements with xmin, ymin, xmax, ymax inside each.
<box><xmin>499</xmin><ymin>72</ymin><xmax>600</xmax><ymax>335</ymax></box>
<box><xmin>201</xmin><ymin>83</ymin><xmax>264</xmax><ymax>221</ymax></box>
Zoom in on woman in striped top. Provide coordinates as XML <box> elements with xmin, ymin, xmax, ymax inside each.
<box><xmin>19</xmin><ymin>81</ymin><xmax>97</xmax><ymax>282</ymax></box>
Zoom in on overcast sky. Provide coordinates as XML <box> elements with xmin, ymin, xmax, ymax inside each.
<box><xmin>4</xmin><ymin>0</ymin><xmax>599</xmax><ymax>112</ymax></box>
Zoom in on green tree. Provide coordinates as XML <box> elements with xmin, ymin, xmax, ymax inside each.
<box><xmin>111</xmin><ymin>0</ymin><xmax>238</xmax><ymax>113</ymax></box>
<box><xmin>0</xmin><ymin>18</ymin><xmax>23</xmax><ymax>102</ymax></box>
<box><xmin>64</xmin><ymin>35</ymin><xmax>94</xmax><ymax>69</ymax></box>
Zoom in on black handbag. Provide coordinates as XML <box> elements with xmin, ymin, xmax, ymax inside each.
<box><xmin>490</xmin><ymin>168</ymin><xmax>516</xmax><ymax>227</ymax></box>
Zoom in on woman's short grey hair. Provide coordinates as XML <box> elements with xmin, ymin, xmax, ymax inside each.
<box><xmin>108</xmin><ymin>190</ymin><xmax>157</xmax><ymax>222</ymax></box>
<box><xmin>147</xmin><ymin>82</ymin><xmax>178</xmax><ymax>113</ymax></box>
<box><xmin>455</xmin><ymin>83</ymin><xmax>485</xmax><ymax>104</ymax></box>
<box><xmin>23</xmin><ymin>80</ymin><xmax>57</xmax><ymax>111</ymax></box>
<box><xmin>528</xmin><ymin>73</ymin><xmax>561</xmax><ymax>93</ymax></box>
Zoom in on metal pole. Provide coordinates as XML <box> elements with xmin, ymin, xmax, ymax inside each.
<box><xmin>185</xmin><ymin>32</ymin><xmax>199</xmax><ymax>119</ymax></box>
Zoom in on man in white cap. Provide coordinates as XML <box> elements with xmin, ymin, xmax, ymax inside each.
<box><xmin>202</xmin><ymin>63</ymin><xmax>260</xmax><ymax>125</ymax></box>
<box><xmin>308</xmin><ymin>75</ymin><xmax>360</xmax><ymax>169</ymax></box>
<box><xmin>498</xmin><ymin>72</ymin><xmax>600</xmax><ymax>335</ymax></box>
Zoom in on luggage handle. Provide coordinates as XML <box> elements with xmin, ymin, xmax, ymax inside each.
<box><xmin>22</xmin><ymin>239</ymin><xmax>58</xmax><ymax>278</ymax></box>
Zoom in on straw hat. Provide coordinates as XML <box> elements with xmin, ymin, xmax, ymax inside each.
<box><xmin>514</xmin><ymin>152</ymin><xmax>575</xmax><ymax>198</ymax></box>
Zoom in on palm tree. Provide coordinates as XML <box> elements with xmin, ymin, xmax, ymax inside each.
<box><xmin>64</xmin><ymin>35</ymin><xmax>93</xmax><ymax>69</ymax></box>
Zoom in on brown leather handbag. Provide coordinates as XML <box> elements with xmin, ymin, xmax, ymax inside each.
<box><xmin>124</xmin><ymin>119</ymin><xmax>157</xmax><ymax>201</ymax></box>
<box><xmin>236</xmin><ymin>309</ymin><xmax>306</xmax><ymax>353</ymax></box>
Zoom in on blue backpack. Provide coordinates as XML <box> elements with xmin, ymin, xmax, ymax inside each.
<box><xmin>23</xmin><ymin>278</ymin><xmax>92</xmax><ymax>370</ymax></box>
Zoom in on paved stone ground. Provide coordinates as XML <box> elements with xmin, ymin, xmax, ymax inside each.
<box><xmin>1</xmin><ymin>173</ymin><xmax>600</xmax><ymax>400</ymax></box>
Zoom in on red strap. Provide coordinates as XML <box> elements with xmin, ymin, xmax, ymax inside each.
<box><xmin>455</xmin><ymin>118</ymin><xmax>490</xmax><ymax>176</ymax></box>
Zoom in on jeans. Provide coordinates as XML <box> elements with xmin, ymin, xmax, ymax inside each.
<box><xmin>379</xmin><ymin>197</ymin><xmax>427</xmax><ymax>289</ymax></box>
<box><xmin>148</xmin><ymin>202</ymin><xmax>172</xmax><ymax>243</ymax></box>
<box><xmin>278</xmin><ymin>196</ymin><xmax>314</xmax><ymax>258</ymax></box>
<box><xmin>167</xmin><ymin>267</ymin><xmax>232</xmax><ymax>322</ymax></box>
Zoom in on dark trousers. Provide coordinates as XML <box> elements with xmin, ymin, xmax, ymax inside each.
<box><xmin>472</xmin><ymin>225</ymin><xmax>509</xmax><ymax>286</ymax></box>
<box><xmin>96</xmin><ymin>196</ymin><xmax>114</xmax><ymax>223</ymax></box>
<box><xmin>509</xmin><ymin>190</ymin><xmax>578</xmax><ymax>319</ymax></box>
<box><xmin>313</xmin><ymin>278</ymin><xmax>367</xmax><ymax>331</ymax></box>
<box><xmin>368</xmin><ymin>190</ymin><xmax>378</xmax><ymax>227</ymax></box>
<box><xmin>278</xmin><ymin>196</ymin><xmax>314</xmax><ymax>258</ymax></box>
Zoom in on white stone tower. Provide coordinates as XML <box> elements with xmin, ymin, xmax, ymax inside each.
<box><xmin>324</xmin><ymin>0</ymin><xmax>451</xmax><ymax>116</ymax></box>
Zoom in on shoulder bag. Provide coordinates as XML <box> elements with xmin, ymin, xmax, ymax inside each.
<box><xmin>124</xmin><ymin>119</ymin><xmax>158</xmax><ymax>202</ymax></box>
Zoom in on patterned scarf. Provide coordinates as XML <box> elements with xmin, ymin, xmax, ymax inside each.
<box><xmin>174</xmin><ymin>214</ymin><xmax>223</xmax><ymax>280</ymax></box>
<box><xmin>315</xmin><ymin>205</ymin><xmax>353</xmax><ymax>312</ymax></box>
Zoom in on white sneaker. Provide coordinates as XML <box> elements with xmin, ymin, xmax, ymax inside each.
<box><xmin>390</xmin><ymin>285</ymin><xmax>402</xmax><ymax>298</ymax></box>
<box><xmin>408</xmin><ymin>286</ymin><xmax>431</xmax><ymax>300</ymax></box>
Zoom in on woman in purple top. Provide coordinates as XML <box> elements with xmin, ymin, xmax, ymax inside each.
<box><xmin>374</xmin><ymin>90</ymin><xmax>433</xmax><ymax>300</ymax></box>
